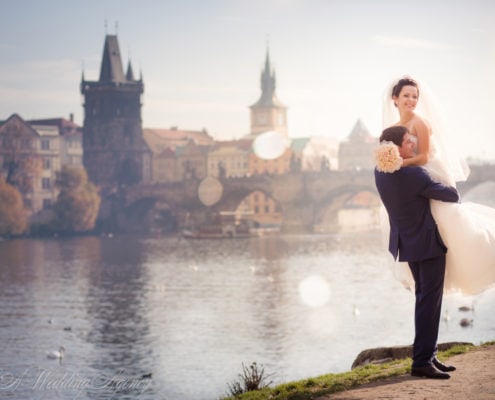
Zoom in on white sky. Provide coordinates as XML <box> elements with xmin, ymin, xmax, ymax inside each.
<box><xmin>1</xmin><ymin>0</ymin><xmax>494</xmax><ymax>159</ymax></box>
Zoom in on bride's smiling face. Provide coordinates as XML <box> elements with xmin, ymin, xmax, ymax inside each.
<box><xmin>393</xmin><ymin>85</ymin><xmax>419</xmax><ymax>112</ymax></box>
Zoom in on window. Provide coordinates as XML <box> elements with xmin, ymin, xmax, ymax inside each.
<box><xmin>41</xmin><ymin>139</ymin><xmax>50</xmax><ymax>150</ymax></box>
<box><xmin>43</xmin><ymin>199</ymin><xmax>52</xmax><ymax>209</ymax></box>
<box><xmin>42</xmin><ymin>178</ymin><xmax>51</xmax><ymax>189</ymax></box>
<box><xmin>43</xmin><ymin>158</ymin><xmax>51</xmax><ymax>170</ymax></box>
<box><xmin>21</xmin><ymin>139</ymin><xmax>32</xmax><ymax>149</ymax></box>
<box><xmin>257</xmin><ymin>112</ymin><xmax>267</xmax><ymax>124</ymax></box>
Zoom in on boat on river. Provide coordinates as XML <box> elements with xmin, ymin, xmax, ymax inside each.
<box><xmin>181</xmin><ymin>212</ymin><xmax>278</xmax><ymax>239</ymax></box>
<box><xmin>182</xmin><ymin>215</ymin><xmax>260</xmax><ymax>239</ymax></box>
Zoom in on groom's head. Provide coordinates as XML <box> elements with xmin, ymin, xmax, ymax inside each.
<box><xmin>380</xmin><ymin>126</ymin><xmax>416</xmax><ymax>159</ymax></box>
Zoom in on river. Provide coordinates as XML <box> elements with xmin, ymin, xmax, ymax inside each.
<box><xmin>0</xmin><ymin>232</ymin><xmax>493</xmax><ymax>399</ymax></box>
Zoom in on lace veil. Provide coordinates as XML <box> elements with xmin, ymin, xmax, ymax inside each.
<box><xmin>382</xmin><ymin>76</ymin><xmax>470</xmax><ymax>184</ymax></box>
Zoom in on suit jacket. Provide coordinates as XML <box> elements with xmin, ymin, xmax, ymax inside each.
<box><xmin>374</xmin><ymin>166</ymin><xmax>459</xmax><ymax>262</ymax></box>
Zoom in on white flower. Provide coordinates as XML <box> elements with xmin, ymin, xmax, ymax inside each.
<box><xmin>374</xmin><ymin>141</ymin><xmax>403</xmax><ymax>173</ymax></box>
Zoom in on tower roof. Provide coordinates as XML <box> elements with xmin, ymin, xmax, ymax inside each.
<box><xmin>99</xmin><ymin>35</ymin><xmax>126</xmax><ymax>82</ymax></box>
<box><xmin>348</xmin><ymin>119</ymin><xmax>373</xmax><ymax>142</ymax></box>
<box><xmin>126</xmin><ymin>60</ymin><xmax>135</xmax><ymax>81</ymax></box>
<box><xmin>251</xmin><ymin>48</ymin><xmax>286</xmax><ymax>108</ymax></box>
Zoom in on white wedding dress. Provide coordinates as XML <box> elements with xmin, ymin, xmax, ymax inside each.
<box><xmin>392</xmin><ymin>138</ymin><xmax>495</xmax><ymax>295</ymax></box>
<box><xmin>382</xmin><ymin>77</ymin><xmax>495</xmax><ymax>295</ymax></box>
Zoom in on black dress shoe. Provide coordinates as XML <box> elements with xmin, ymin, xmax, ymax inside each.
<box><xmin>411</xmin><ymin>364</ymin><xmax>450</xmax><ymax>379</ymax></box>
<box><xmin>433</xmin><ymin>357</ymin><xmax>456</xmax><ymax>372</ymax></box>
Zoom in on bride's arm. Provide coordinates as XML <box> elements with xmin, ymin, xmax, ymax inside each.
<box><xmin>402</xmin><ymin>119</ymin><xmax>430</xmax><ymax>167</ymax></box>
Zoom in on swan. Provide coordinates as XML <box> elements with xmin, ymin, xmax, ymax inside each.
<box><xmin>458</xmin><ymin>299</ymin><xmax>476</xmax><ymax>313</ymax></box>
<box><xmin>353</xmin><ymin>305</ymin><xmax>360</xmax><ymax>316</ymax></box>
<box><xmin>460</xmin><ymin>318</ymin><xmax>474</xmax><ymax>328</ymax></box>
<box><xmin>47</xmin><ymin>346</ymin><xmax>65</xmax><ymax>360</ymax></box>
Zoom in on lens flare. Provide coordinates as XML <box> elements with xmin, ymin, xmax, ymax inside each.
<box><xmin>197</xmin><ymin>176</ymin><xmax>223</xmax><ymax>206</ymax></box>
<box><xmin>298</xmin><ymin>275</ymin><xmax>331</xmax><ymax>307</ymax></box>
<box><xmin>252</xmin><ymin>131</ymin><xmax>290</xmax><ymax>160</ymax></box>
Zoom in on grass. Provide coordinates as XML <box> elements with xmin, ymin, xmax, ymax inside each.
<box><xmin>221</xmin><ymin>342</ymin><xmax>495</xmax><ymax>400</ymax></box>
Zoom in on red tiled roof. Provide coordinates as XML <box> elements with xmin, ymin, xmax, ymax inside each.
<box><xmin>28</xmin><ymin>117</ymin><xmax>82</xmax><ymax>136</ymax></box>
<box><xmin>212</xmin><ymin>138</ymin><xmax>253</xmax><ymax>151</ymax></box>
<box><xmin>144</xmin><ymin>127</ymin><xmax>213</xmax><ymax>144</ymax></box>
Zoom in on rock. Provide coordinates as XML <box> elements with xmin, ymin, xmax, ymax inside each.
<box><xmin>351</xmin><ymin>341</ymin><xmax>473</xmax><ymax>369</ymax></box>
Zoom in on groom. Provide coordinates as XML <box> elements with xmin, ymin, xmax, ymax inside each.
<box><xmin>374</xmin><ymin>126</ymin><xmax>459</xmax><ymax>379</ymax></box>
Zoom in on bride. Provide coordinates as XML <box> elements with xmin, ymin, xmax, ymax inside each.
<box><xmin>382</xmin><ymin>76</ymin><xmax>495</xmax><ymax>295</ymax></box>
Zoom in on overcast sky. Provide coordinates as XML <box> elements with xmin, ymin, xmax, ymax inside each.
<box><xmin>1</xmin><ymin>0</ymin><xmax>494</xmax><ymax>159</ymax></box>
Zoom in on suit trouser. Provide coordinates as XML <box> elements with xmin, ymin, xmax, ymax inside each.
<box><xmin>408</xmin><ymin>254</ymin><xmax>446</xmax><ymax>368</ymax></box>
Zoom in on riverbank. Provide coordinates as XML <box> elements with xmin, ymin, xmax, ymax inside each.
<box><xmin>322</xmin><ymin>342</ymin><xmax>495</xmax><ymax>400</ymax></box>
<box><xmin>222</xmin><ymin>342</ymin><xmax>495</xmax><ymax>400</ymax></box>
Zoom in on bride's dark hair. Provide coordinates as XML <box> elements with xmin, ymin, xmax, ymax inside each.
<box><xmin>391</xmin><ymin>77</ymin><xmax>419</xmax><ymax>99</ymax></box>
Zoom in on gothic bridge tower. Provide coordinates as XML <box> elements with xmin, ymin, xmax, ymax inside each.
<box><xmin>81</xmin><ymin>34</ymin><xmax>152</xmax><ymax>187</ymax></box>
<box><xmin>249</xmin><ymin>48</ymin><xmax>288</xmax><ymax>136</ymax></box>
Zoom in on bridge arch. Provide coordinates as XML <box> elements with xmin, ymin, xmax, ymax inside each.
<box><xmin>313</xmin><ymin>184</ymin><xmax>380</xmax><ymax>232</ymax></box>
<box><xmin>462</xmin><ymin>180</ymin><xmax>495</xmax><ymax>208</ymax></box>
<box><xmin>110</xmin><ymin>165</ymin><xmax>495</xmax><ymax>234</ymax></box>
<box><xmin>115</xmin><ymin>196</ymin><xmax>179</xmax><ymax>234</ymax></box>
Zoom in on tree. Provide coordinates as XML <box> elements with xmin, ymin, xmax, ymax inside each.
<box><xmin>53</xmin><ymin>166</ymin><xmax>101</xmax><ymax>233</ymax></box>
<box><xmin>0</xmin><ymin>178</ymin><xmax>27</xmax><ymax>236</ymax></box>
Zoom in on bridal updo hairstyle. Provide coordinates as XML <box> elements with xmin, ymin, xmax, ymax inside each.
<box><xmin>380</xmin><ymin>125</ymin><xmax>409</xmax><ymax>147</ymax></box>
<box><xmin>392</xmin><ymin>77</ymin><xmax>419</xmax><ymax>106</ymax></box>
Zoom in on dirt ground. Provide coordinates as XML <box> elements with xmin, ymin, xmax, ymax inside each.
<box><xmin>316</xmin><ymin>344</ymin><xmax>495</xmax><ymax>400</ymax></box>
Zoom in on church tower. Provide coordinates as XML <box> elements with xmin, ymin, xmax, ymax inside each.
<box><xmin>81</xmin><ymin>34</ymin><xmax>152</xmax><ymax>187</ymax></box>
<box><xmin>249</xmin><ymin>48</ymin><xmax>288</xmax><ymax>136</ymax></box>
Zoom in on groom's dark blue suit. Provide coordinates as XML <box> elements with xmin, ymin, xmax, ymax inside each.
<box><xmin>375</xmin><ymin>165</ymin><xmax>459</xmax><ymax>368</ymax></box>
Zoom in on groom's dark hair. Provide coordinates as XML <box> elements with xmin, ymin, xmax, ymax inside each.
<box><xmin>380</xmin><ymin>126</ymin><xmax>409</xmax><ymax>147</ymax></box>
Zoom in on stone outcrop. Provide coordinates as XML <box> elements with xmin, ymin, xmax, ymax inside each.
<box><xmin>351</xmin><ymin>342</ymin><xmax>473</xmax><ymax>369</ymax></box>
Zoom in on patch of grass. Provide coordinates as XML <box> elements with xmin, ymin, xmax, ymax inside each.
<box><xmin>227</xmin><ymin>362</ymin><xmax>273</xmax><ymax>396</ymax></box>
<box><xmin>222</xmin><ymin>360</ymin><xmax>409</xmax><ymax>400</ymax></box>
<box><xmin>221</xmin><ymin>342</ymin><xmax>488</xmax><ymax>400</ymax></box>
<box><xmin>438</xmin><ymin>343</ymin><xmax>475</xmax><ymax>358</ymax></box>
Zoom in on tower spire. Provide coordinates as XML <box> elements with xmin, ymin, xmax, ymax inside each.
<box><xmin>249</xmin><ymin>44</ymin><xmax>288</xmax><ymax>136</ymax></box>
<box><xmin>256</xmin><ymin>44</ymin><xmax>277</xmax><ymax>105</ymax></box>
<box><xmin>126</xmin><ymin>60</ymin><xmax>135</xmax><ymax>81</ymax></box>
<box><xmin>99</xmin><ymin>34</ymin><xmax>125</xmax><ymax>82</ymax></box>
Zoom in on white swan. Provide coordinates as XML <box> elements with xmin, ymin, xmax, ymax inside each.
<box><xmin>353</xmin><ymin>304</ymin><xmax>360</xmax><ymax>316</ymax></box>
<box><xmin>47</xmin><ymin>346</ymin><xmax>65</xmax><ymax>360</ymax></box>
<box><xmin>442</xmin><ymin>309</ymin><xmax>450</xmax><ymax>323</ymax></box>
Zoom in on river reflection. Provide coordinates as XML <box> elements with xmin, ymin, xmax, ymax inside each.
<box><xmin>0</xmin><ymin>233</ymin><xmax>493</xmax><ymax>399</ymax></box>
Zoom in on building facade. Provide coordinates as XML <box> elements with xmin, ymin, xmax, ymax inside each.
<box><xmin>175</xmin><ymin>141</ymin><xmax>211</xmax><ymax>181</ymax></box>
<box><xmin>29</xmin><ymin>115</ymin><xmax>83</xmax><ymax>168</ymax></box>
<box><xmin>80</xmin><ymin>34</ymin><xmax>152</xmax><ymax>187</ymax></box>
<box><xmin>338</xmin><ymin>119</ymin><xmax>376</xmax><ymax>171</ymax></box>
<box><xmin>207</xmin><ymin>140</ymin><xmax>250</xmax><ymax>178</ymax></box>
<box><xmin>143</xmin><ymin>127</ymin><xmax>214</xmax><ymax>183</ymax></box>
<box><xmin>0</xmin><ymin>114</ymin><xmax>68</xmax><ymax>215</ymax></box>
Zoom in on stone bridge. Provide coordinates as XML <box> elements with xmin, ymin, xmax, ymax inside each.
<box><xmin>112</xmin><ymin>163</ymin><xmax>495</xmax><ymax>234</ymax></box>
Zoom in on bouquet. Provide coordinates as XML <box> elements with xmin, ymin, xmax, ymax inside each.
<box><xmin>374</xmin><ymin>141</ymin><xmax>403</xmax><ymax>173</ymax></box>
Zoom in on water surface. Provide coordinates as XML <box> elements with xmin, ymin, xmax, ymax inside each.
<box><xmin>0</xmin><ymin>233</ymin><xmax>493</xmax><ymax>399</ymax></box>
